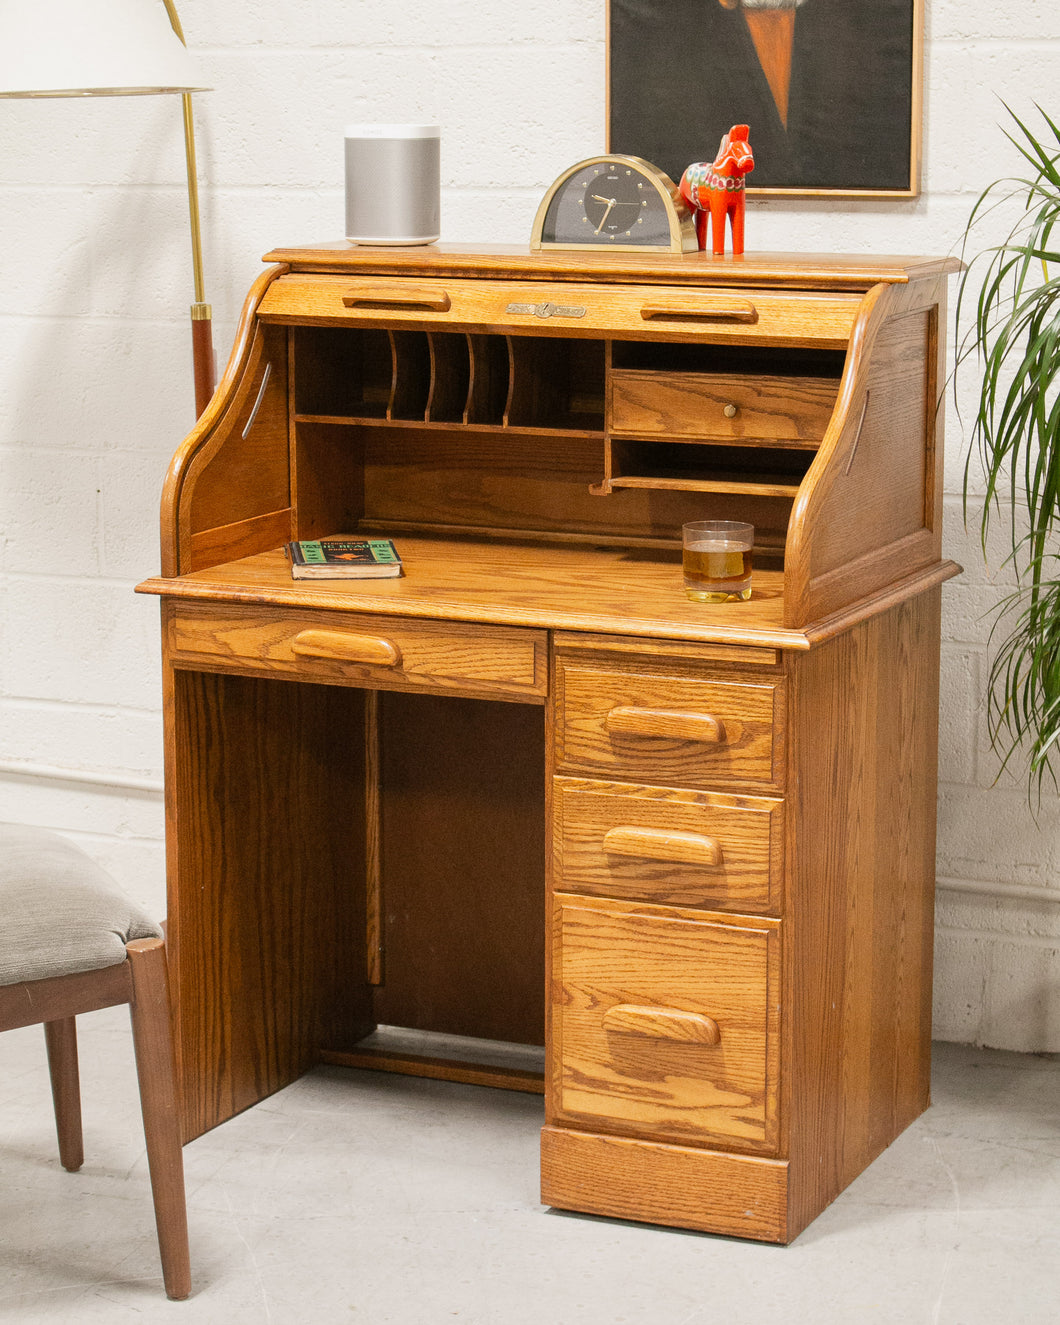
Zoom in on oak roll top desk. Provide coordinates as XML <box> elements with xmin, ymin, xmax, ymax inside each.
<box><xmin>138</xmin><ymin>242</ymin><xmax>961</xmax><ymax>1244</ymax></box>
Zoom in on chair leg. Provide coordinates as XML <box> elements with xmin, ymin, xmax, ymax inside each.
<box><xmin>126</xmin><ymin>937</ymin><xmax>191</xmax><ymax>1301</ymax></box>
<box><xmin>43</xmin><ymin>1017</ymin><xmax>84</xmax><ymax>1172</ymax></box>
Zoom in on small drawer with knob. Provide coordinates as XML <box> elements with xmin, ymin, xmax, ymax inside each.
<box><xmin>553</xmin><ymin>776</ymin><xmax>783</xmax><ymax>914</ymax></box>
<box><xmin>550</xmin><ymin>894</ymin><xmax>781</xmax><ymax>1152</ymax></box>
<box><xmin>167</xmin><ymin>601</ymin><xmax>547</xmax><ymax>700</ymax></box>
<box><xmin>609</xmin><ymin>369</ymin><xmax>837</xmax><ymax>448</ymax></box>
<box><xmin>554</xmin><ymin>657</ymin><xmax>783</xmax><ymax>790</ymax></box>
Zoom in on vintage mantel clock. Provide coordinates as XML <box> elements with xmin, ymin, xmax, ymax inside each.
<box><xmin>530</xmin><ymin>155</ymin><xmax>697</xmax><ymax>253</ymax></box>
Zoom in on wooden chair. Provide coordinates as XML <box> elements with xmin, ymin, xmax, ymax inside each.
<box><xmin>0</xmin><ymin>823</ymin><xmax>190</xmax><ymax>1300</ymax></box>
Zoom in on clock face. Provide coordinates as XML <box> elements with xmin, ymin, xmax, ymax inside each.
<box><xmin>532</xmin><ymin>156</ymin><xmax>696</xmax><ymax>252</ymax></box>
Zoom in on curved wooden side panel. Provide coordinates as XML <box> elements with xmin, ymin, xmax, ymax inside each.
<box><xmin>783</xmin><ymin>276</ymin><xmax>949</xmax><ymax>629</ymax></box>
<box><xmin>161</xmin><ymin>265</ymin><xmax>291</xmax><ymax>577</ymax></box>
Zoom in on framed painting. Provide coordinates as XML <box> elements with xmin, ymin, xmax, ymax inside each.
<box><xmin>607</xmin><ymin>0</ymin><xmax>923</xmax><ymax>198</ymax></box>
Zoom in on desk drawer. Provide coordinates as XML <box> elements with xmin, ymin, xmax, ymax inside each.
<box><xmin>551</xmin><ymin>895</ymin><xmax>780</xmax><ymax>1152</ymax></box>
<box><xmin>168</xmin><ymin>602</ymin><xmax>547</xmax><ymax>699</ymax></box>
<box><xmin>258</xmin><ymin>274</ymin><xmax>860</xmax><ymax>347</ymax></box>
<box><xmin>554</xmin><ymin>659</ymin><xmax>782</xmax><ymax>790</ymax></box>
<box><xmin>553</xmin><ymin>777</ymin><xmax>782</xmax><ymax>914</ymax></box>
<box><xmin>609</xmin><ymin>370</ymin><xmax>837</xmax><ymax>446</ymax></box>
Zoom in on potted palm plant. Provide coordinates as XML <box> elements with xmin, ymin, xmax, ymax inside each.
<box><xmin>957</xmin><ymin>105</ymin><xmax>1060</xmax><ymax>797</ymax></box>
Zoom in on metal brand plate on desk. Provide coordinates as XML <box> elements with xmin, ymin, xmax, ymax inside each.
<box><xmin>505</xmin><ymin>301</ymin><xmax>587</xmax><ymax>319</ymax></box>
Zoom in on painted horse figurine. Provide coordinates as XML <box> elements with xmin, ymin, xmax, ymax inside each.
<box><xmin>679</xmin><ymin>126</ymin><xmax>755</xmax><ymax>255</ymax></box>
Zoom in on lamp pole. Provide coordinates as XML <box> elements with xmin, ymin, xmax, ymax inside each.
<box><xmin>159</xmin><ymin>0</ymin><xmax>213</xmax><ymax>417</ymax></box>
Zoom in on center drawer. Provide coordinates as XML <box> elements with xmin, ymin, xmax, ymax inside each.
<box><xmin>258</xmin><ymin>274</ymin><xmax>860</xmax><ymax>348</ymax></box>
<box><xmin>554</xmin><ymin>657</ymin><xmax>783</xmax><ymax>790</ymax></box>
<box><xmin>167</xmin><ymin>601</ymin><xmax>548</xmax><ymax>700</ymax></box>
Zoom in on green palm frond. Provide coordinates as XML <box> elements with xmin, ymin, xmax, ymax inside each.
<box><xmin>957</xmin><ymin>105</ymin><xmax>1060</xmax><ymax>800</ymax></box>
<box><xmin>986</xmin><ymin>565</ymin><xmax>1060</xmax><ymax>795</ymax></box>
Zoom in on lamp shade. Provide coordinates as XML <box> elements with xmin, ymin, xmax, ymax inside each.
<box><xmin>0</xmin><ymin>0</ymin><xmax>209</xmax><ymax>97</ymax></box>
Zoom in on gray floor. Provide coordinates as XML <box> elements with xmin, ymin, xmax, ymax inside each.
<box><xmin>1</xmin><ymin>1011</ymin><xmax>1058</xmax><ymax>1324</ymax></box>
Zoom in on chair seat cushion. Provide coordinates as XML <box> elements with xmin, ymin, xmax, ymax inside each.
<box><xmin>0</xmin><ymin>824</ymin><xmax>162</xmax><ymax>986</ymax></box>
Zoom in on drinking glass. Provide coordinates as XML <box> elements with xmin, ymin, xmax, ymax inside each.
<box><xmin>682</xmin><ymin>520</ymin><xmax>754</xmax><ymax>602</ymax></box>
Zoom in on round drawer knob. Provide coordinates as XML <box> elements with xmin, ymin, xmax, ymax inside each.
<box><xmin>723</xmin><ymin>403</ymin><xmax>738</xmax><ymax>418</ymax></box>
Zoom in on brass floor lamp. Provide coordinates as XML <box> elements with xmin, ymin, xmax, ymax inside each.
<box><xmin>0</xmin><ymin>0</ymin><xmax>215</xmax><ymax>417</ymax></box>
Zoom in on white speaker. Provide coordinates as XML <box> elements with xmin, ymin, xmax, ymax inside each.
<box><xmin>344</xmin><ymin>124</ymin><xmax>440</xmax><ymax>246</ymax></box>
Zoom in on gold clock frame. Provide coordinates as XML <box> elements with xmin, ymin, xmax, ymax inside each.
<box><xmin>530</xmin><ymin>155</ymin><xmax>697</xmax><ymax>254</ymax></box>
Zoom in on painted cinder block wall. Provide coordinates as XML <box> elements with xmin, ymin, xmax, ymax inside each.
<box><xmin>1</xmin><ymin>0</ymin><xmax>1058</xmax><ymax>1050</ymax></box>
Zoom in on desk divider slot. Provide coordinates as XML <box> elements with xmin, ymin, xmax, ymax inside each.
<box><xmin>505</xmin><ymin>337</ymin><xmax>605</xmax><ymax>430</ymax></box>
<box><xmin>388</xmin><ymin>330</ymin><xmax>431</xmax><ymax>421</ymax></box>
<box><xmin>426</xmin><ymin>333</ymin><xmax>472</xmax><ymax>423</ymax></box>
<box><xmin>294</xmin><ymin>326</ymin><xmax>393</xmax><ymax>418</ymax></box>
<box><xmin>464</xmin><ymin>333</ymin><xmax>510</xmax><ymax>425</ymax></box>
<box><xmin>504</xmin><ymin>335</ymin><xmax>535</xmax><ymax>427</ymax></box>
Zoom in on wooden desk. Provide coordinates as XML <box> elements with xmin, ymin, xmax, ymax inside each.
<box><xmin>139</xmin><ymin>243</ymin><xmax>960</xmax><ymax>1243</ymax></box>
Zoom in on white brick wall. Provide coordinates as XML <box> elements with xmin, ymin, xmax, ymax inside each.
<box><xmin>1</xmin><ymin>0</ymin><xmax>1058</xmax><ymax>1047</ymax></box>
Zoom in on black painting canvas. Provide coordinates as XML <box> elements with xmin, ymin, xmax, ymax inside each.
<box><xmin>609</xmin><ymin>0</ymin><xmax>920</xmax><ymax>195</ymax></box>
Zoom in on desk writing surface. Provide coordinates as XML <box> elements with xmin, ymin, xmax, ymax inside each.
<box><xmin>138</xmin><ymin>535</ymin><xmax>959</xmax><ymax>651</ymax></box>
<box><xmin>138</xmin><ymin>535</ymin><xmax>793</xmax><ymax>647</ymax></box>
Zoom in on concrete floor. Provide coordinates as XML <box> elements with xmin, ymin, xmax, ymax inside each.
<box><xmin>1</xmin><ymin>1011</ymin><xmax>1058</xmax><ymax>1323</ymax></box>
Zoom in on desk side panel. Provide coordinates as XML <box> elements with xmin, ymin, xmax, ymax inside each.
<box><xmin>784</xmin><ymin>589</ymin><xmax>940</xmax><ymax>1237</ymax></box>
<box><xmin>784</xmin><ymin>278</ymin><xmax>949</xmax><ymax>627</ymax></box>
<box><xmin>161</xmin><ymin>266</ymin><xmax>293</xmax><ymax>577</ymax></box>
<box><xmin>164</xmin><ymin>641</ymin><xmax>374</xmax><ymax>1140</ymax></box>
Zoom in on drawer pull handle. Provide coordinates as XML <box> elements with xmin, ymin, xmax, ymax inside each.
<box><xmin>292</xmin><ymin>630</ymin><xmax>401</xmax><ymax>667</ymax></box>
<box><xmin>640</xmin><ymin>300</ymin><xmax>757</xmax><ymax>324</ymax></box>
<box><xmin>723</xmin><ymin>403</ymin><xmax>738</xmax><ymax>418</ymax></box>
<box><xmin>342</xmin><ymin>286</ymin><xmax>452</xmax><ymax>312</ymax></box>
<box><xmin>606</xmin><ymin>706</ymin><xmax>725</xmax><ymax>744</ymax></box>
<box><xmin>603</xmin><ymin>827</ymin><xmax>722</xmax><ymax>868</ymax></box>
<box><xmin>603</xmin><ymin>1004</ymin><xmax>721</xmax><ymax>1046</ymax></box>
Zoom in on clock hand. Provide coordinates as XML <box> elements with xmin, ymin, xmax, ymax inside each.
<box><xmin>593</xmin><ymin>197</ymin><xmax>616</xmax><ymax>234</ymax></box>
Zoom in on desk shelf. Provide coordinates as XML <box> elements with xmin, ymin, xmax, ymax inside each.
<box><xmin>602</xmin><ymin>473</ymin><xmax>805</xmax><ymax>499</ymax></box>
<box><xmin>293</xmin><ymin>414</ymin><xmax>605</xmax><ymax>442</ymax></box>
<box><xmin>593</xmin><ymin>438</ymin><xmax>814</xmax><ymax>502</ymax></box>
<box><xmin>293</xmin><ymin>325</ymin><xmax>605</xmax><ymax>432</ymax></box>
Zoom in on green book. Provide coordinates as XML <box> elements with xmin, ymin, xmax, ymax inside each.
<box><xmin>286</xmin><ymin>539</ymin><xmax>402</xmax><ymax>580</ymax></box>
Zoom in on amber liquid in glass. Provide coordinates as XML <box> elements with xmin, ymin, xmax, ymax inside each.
<box><xmin>683</xmin><ymin>540</ymin><xmax>753</xmax><ymax>602</ymax></box>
